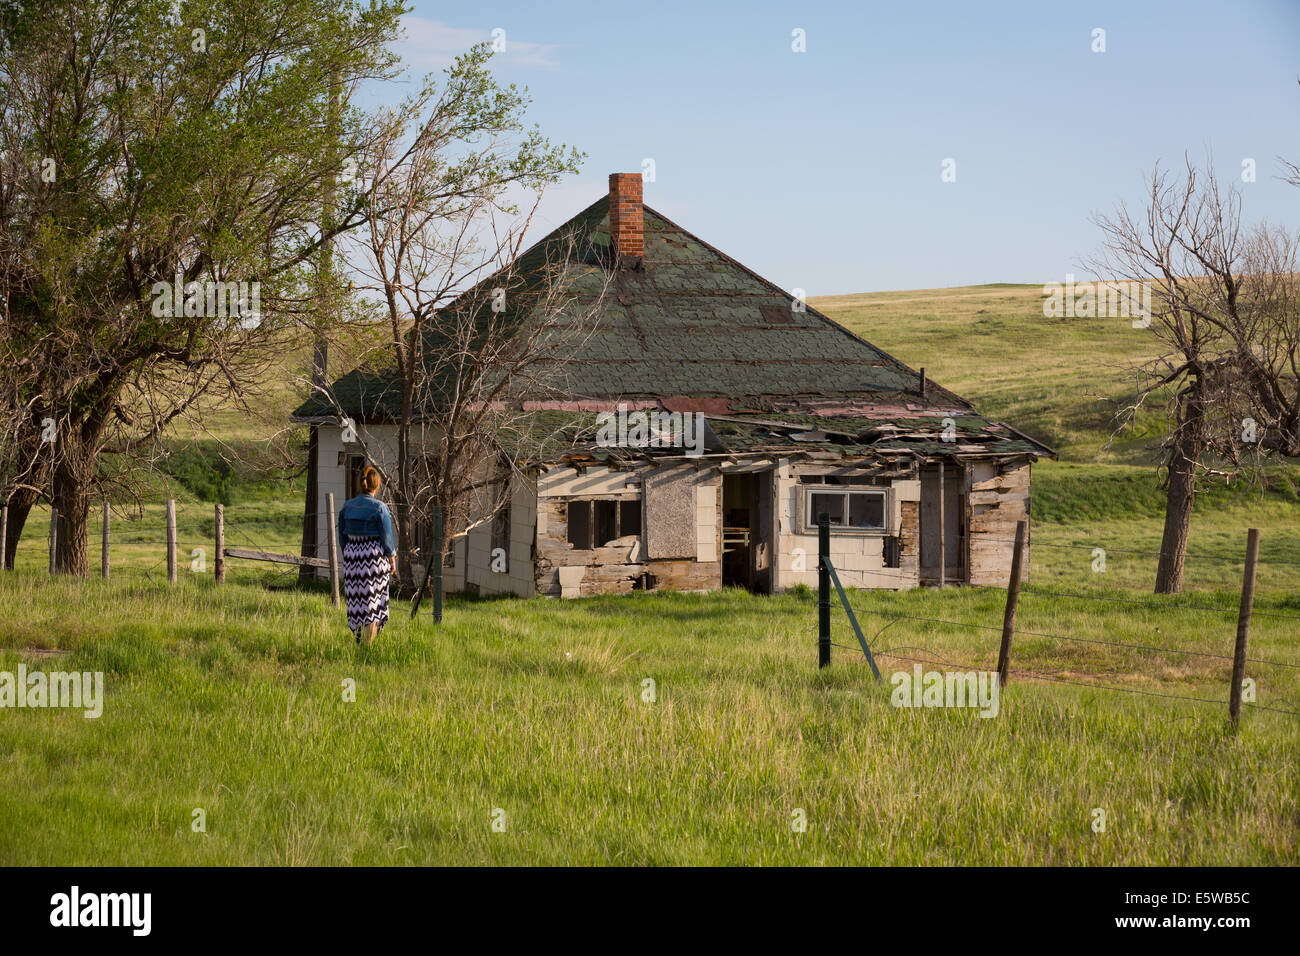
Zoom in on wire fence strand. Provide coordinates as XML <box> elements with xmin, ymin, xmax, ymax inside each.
<box><xmin>823</xmin><ymin>640</ymin><xmax>1300</xmax><ymax>719</ymax></box>
<box><xmin>835</xmin><ymin>606</ymin><xmax>1300</xmax><ymax>671</ymax></box>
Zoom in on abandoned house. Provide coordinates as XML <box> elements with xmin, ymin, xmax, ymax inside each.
<box><xmin>291</xmin><ymin>172</ymin><xmax>1056</xmax><ymax>598</ymax></box>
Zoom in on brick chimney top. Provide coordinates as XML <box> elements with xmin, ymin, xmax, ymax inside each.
<box><xmin>608</xmin><ymin>173</ymin><xmax>644</xmax><ymax>265</ymax></box>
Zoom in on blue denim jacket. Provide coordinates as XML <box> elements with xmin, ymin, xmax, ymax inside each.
<box><xmin>339</xmin><ymin>493</ymin><xmax>395</xmax><ymax>556</ymax></box>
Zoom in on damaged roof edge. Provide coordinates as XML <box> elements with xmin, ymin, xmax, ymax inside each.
<box><xmin>994</xmin><ymin>420</ymin><xmax>1059</xmax><ymax>460</ymax></box>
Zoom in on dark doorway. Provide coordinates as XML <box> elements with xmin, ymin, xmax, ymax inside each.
<box><xmin>919</xmin><ymin>462</ymin><xmax>967</xmax><ymax>585</ymax></box>
<box><xmin>722</xmin><ymin>471</ymin><xmax>774</xmax><ymax>592</ymax></box>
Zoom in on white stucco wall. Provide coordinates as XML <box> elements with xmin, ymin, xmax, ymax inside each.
<box><xmin>312</xmin><ymin>421</ymin><xmax>535</xmax><ymax>595</ymax></box>
<box><xmin>462</xmin><ymin>472</ymin><xmax>537</xmax><ymax>598</ymax></box>
<box><xmin>308</xmin><ymin>423</ymin><xmax>400</xmax><ymax>579</ymax></box>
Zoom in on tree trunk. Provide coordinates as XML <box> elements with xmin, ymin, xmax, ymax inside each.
<box><xmin>392</xmin><ymin>339</ymin><xmax>419</xmax><ymax>597</ymax></box>
<box><xmin>393</xmin><ymin>413</ymin><xmax>418</xmax><ymax>597</ymax></box>
<box><xmin>52</xmin><ymin>457</ymin><xmax>91</xmax><ymax>576</ymax></box>
<box><xmin>1154</xmin><ymin>458</ymin><xmax>1195</xmax><ymax>594</ymax></box>
<box><xmin>1154</xmin><ymin>386</ymin><xmax>1204</xmax><ymax>594</ymax></box>
<box><xmin>394</xmin><ymin>495</ymin><xmax>417</xmax><ymax>596</ymax></box>
<box><xmin>303</xmin><ymin>68</ymin><xmax>340</xmax><ymax>585</ymax></box>
<box><xmin>3</xmin><ymin>485</ymin><xmax>40</xmax><ymax>570</ymax></box>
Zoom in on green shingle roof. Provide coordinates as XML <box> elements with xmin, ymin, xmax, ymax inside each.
<box><xmin>292</xmin><ymin>192</ymin><xmax>1053</xmax><ymax>460</ymax></box>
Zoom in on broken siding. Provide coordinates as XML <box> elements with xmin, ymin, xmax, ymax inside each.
<box><xmin>535</xmin><ymin>462</ymin><xmax>721</xmax><ymax>597</ymax></box>
<box><xmin>535</xmin><ymin>496</ymin><xmax>645</xmax><ymax>598</ymax></box>
<box><xmin>967</xmin><ymin>460</ymin><xmax>1031</xmax><ymax>586</ymax></box>
<box><xmin>527</xmin><ymin>455</ymin><xmax>1030</xmax><ymax>599</ymax></box>
<box><xmin>771</xmin><ymin>457</ymin><xmax>1028</xmax><ymax>592</ymax></box>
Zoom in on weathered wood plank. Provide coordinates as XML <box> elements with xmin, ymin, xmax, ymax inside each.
<box><xmin>223</xmin><ymin>547</ymin><xmax>330</xmax><ymax>569</ymax></box>
<box><xmin>968</xmin><ymin>462</ymin><xmax>1032</xmax><ymax>587</ymax></box>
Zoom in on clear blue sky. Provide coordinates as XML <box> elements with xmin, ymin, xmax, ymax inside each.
<box><xmin>396</xmin><ymin>0</ymin><xmax>1300</xmax><ymax>295</ymax></box>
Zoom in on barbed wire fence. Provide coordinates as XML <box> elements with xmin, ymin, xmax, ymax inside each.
<box><xmin>9</xmin><ymin>497</ymin><xmax>329</xmax><ymax>591</ymax></box>
<box><xmin>11</xmin><ymin>500</ymin><xmax>1300</xmax><ymax>727</ymax></box>
<box><xmin>815</xmin><ymin>520</ymin><xmax>1300</xmax><ymax>727</ymax></box>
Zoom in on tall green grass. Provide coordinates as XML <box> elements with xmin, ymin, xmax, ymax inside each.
<box><xmin>2</xmin><ymin>460</ymin><xmax>1297</xmax><ymax>865</ymax></box>
<box><xmin>0</xmin><ymin>574</ymin><xmax>1295</xmax><ymax>866</ymax></box>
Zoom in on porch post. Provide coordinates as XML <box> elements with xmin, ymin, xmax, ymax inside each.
<box><xmin>937</xmin><ymin>463</ymin><xmax>945</xmax><ymax>588</ymax></box>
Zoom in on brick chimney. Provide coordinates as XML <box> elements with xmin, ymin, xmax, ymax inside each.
<box><xmin>608</xmin><ymin>172</ymin><xmax>644</xmax><ymax>262</ymax></box>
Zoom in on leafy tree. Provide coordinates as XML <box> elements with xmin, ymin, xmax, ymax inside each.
<box><xmin>0</xmin><ymin>0</ymin><xmax>403</xmax><ymax>572</ymax></box>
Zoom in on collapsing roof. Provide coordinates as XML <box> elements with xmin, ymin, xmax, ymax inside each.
<box><xmin>293</xmin><ymin>173</ymin><xmax>1055</xmax><ymax>463</ymax></box>
<box><xmin>501</xmin><ymin>405</ymin><xmax>1053</xmax><ymax>469</ymax></box>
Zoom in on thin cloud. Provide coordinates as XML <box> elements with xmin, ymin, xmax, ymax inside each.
<box><xmin>395</xmin><ymin>17</ymin><xmax>562</xmax><ymax>73</ymax></box>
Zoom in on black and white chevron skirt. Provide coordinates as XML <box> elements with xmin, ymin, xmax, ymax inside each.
<box><xmin>342</xmin><ymin>535</ymin><xmax>390</xmax><ymax>636</ymax></box>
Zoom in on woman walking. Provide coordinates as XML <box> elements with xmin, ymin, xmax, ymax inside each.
<box><xmin>338</xmin><ymin>466</ymin><xmax>397</xmax><ymax>645</ymax></box>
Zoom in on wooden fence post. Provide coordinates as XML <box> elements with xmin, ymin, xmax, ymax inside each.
<box><xmin>0</xmin><ymin>504</ymin><xmax>7</xmax><ymax>571</ymax></box>
<box><xmin>1229</xmin><ymin>528</ymin><xmax>1260</xmax><ymax>728</ymax></box>
<box><xmin>48</xmin><ymin>505</ymin><xmax>58</xmax><ymax>575</ymax></box>
<box><xmin>101</xmin><ymin>499</ymin><xmax>110</xmax><ymax>580</ymax></box>
<box><xmin>818</xmin><ymin>512</ymin><xmax>831</xmax><ymax>668</ymax></box>
<box><xmin>166</xmin><ymin>499</ymin><xmax>177</xmax><ymax>584</ymax></box>
<box><xmin>325</xmin><ymin>492</ymin><xmax>340</xmax><ymax>607</ymax></box>
<box><xmin>214</xmin><ymin>503</ymin><xmax>225</xmax><ymax>585</ymax></box>
<box><xmin>997</xmin><ymin>520</ymin><xmax>1027</xmax><ymax>687</ymax></box>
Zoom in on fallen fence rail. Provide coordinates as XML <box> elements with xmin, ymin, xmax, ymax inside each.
<box><xmin>214</xmin><ymin>497</ymin><xmax>340</xmax><ymax>606</ymax></box>
<box><xmin>221</xmin><ymin>547</ymin><xmax>328</xmax><ymax>568</ymax></box>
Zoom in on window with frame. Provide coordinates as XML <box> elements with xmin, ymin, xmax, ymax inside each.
<box><xmin>491</xmin><ymin>505</ymin><xmax>510</xmax><ymax>555</ymax></box>
<box><xmin>804</xmin><ymin>487</ymin><xmax>888</xmax><ymax>533</ymax></box>
<box><xmin>566</xmin><ymin>498</ymin><xmax>642</xmax><ymax>549</ymax></box>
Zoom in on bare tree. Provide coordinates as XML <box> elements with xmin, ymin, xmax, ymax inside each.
<box><xmin>341</xmin><ymin>199</ymin><xmax>609</xmax><ymax>592</ymax></box>
<box><xmin>334</xmin><ymin>47</ymin><xmax>599</xmax><ymax>593</ymax></box>
<box><xmin>1094</xmin><ymin>157</ymin><xmax>1300</xmax><ymax>592</ymax></box>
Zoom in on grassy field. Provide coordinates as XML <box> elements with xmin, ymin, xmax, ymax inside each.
<box><xmin>0</xmin><ymin>575</ymin><xmax>1297</xmax><ymax>865</ymax></box>
<box><xmin>1</xmin><ymin>465</ymin><xmax>1297</xmax><ymax>865</ymax></box>
<box><xmin>2</xmin><ymin>284</ymin><xmax>1297</xmax><ymax>865</ymax></box>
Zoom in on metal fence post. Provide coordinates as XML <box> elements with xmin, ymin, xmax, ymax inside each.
<box><xmin>818</xmin><ymin>512</ymin><xmax>831</xmax><ymax>668</ymax></box>
<box><xmin>433</xmin><ymin>504</ymin><xmax>443</xmax><ymax>625</ymax></box>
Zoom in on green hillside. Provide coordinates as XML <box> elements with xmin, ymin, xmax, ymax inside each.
<box><xmin>812</xmin><ymin>283</ymin><xmax>1166</xmax><ymax>465</ymax></box>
